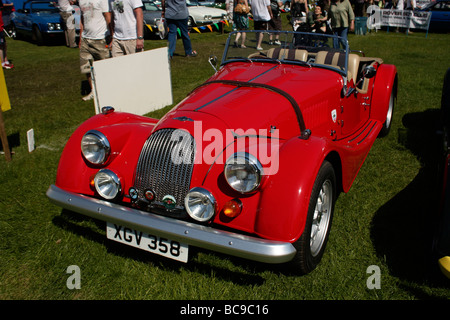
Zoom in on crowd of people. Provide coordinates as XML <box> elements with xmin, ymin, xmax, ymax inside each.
<box><xmin>77</xmin><ymin>0</ymin><xmax>197</xmax><ymax>101</ymax></box>
<box><xmin>225</xmin><ymin>0</ymin><xmax>356</xmax><ymax>50</ymax></box>
<box><xmin>1</xmin><ymin>0</ymin><xmax>413</xmax><ymax>100</ymax></box>
<box><xmin>0</xmin><ymin>0</ymin><xmax>197</xmax><ymax>100</ymax></box>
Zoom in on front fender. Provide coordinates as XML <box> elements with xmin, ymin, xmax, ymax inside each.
<box><xmin>255</xmin><ymin>136</ymin><xmax>329</xmax><ymax>242</ymax></box>
<box><xmin>55</xmin><ymin>111</ymin><xmax>158</xmax><ymax>194</ymax></box>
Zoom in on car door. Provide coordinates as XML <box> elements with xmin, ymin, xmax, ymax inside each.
<box><xmin>430</xmin><ymin>1</ymin><xmax>450</xmax><ymax>30</ymax></box>
<box><xmin>340</xmin><ymin>91</ymin><xmax>371</xmax><ymax>137</ymax></box>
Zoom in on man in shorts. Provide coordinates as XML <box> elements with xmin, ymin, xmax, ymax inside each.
<box><xmin>109</xmin><ymin>0</ymin><xmax>144</xmax><ymax>57</ymax></box>
<box><xmin>79</xmin><ymin>0</ymin><xmax>111</xmax><ymax>101</ymax></box>
<box><xmin>251</xmin><ymin>0</ymin><xmax>273</xmax><ymax>51</ymax></box>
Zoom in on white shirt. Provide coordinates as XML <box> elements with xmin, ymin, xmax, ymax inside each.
<box><xmin>110</xmin><ymin>0</ymin><xmax>143</xmax><ymax>40</ymax></box>
<box><xmin>58</xmin><ymin>0</ymin><xmax>74</xmax><ymax>12</ymax></box>
<box><xmin>80</xmin><ymin>0</ymin><xmax>109</xmax><ymax>39</ymax></box>
<box><xmin>250</xmin><ymin>0</ymin><xmax>271</xmax><ymax>21</ymax></box>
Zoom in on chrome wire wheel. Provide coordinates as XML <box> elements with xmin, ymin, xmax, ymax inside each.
<box><xmin>310</xmin><ymin>179</ymin><xmax>333</xmax><ymax>257</ymax></box>
<box><xmin>291</xmin><ymin>160</ymin><xmax>336</xmax><ymax>275</ymax></box>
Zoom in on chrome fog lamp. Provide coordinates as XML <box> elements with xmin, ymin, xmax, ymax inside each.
<box><xmin>184</xmin><ymin>187</ymin><xmax>217</xmax><ymax>222</ymax></box>
<box><xmin>94</xmin><ymin>169</ymin><xmax>121</xmax><ymax>200</ymax></box>
<box><xmin>81</xmin><ymin>130</ymin><xmax>111</xmax><ymax>165</ymax></box>
<box><xmin>224</xmin><ymin>153</ymin><xmax>263</xmax><ymax>193</ymax></box>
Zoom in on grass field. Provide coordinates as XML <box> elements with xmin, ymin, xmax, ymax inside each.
<box><xmin>1</xmin><ymin>18</ymin><xmax>450</xmax><ymax>302</ymax></box>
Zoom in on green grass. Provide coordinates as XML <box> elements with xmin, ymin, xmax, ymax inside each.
<box><xmin>1</xmin><ymin>22</ymin><xmax>450</xmax><ymax>301</ymax></box>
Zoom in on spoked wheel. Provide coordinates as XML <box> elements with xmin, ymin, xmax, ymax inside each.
<box><xmin>291</xmin><ymin>161</ymin><xmax>336</xmax><ymax>274</ymax></box>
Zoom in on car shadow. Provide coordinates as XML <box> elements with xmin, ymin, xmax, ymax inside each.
<box><xmin>52</xmin><ymin>209</ymin><xmax>266</xmax><ymax>286</ymax></box>
<box><xmin>370</xmin><ymin>108</ymin><xmax>450</xmax><ymax>291</ymax></box>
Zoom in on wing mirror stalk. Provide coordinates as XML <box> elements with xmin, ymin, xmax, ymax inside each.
<box><xmin>209</xmin><ymin>55</ymin><xmax>218</xmax><ymax>73</ymax></box>
<box><xmin>345</xmin><ymin>65</ymin><xmax>377</xmax><ymax>97</ymax></box>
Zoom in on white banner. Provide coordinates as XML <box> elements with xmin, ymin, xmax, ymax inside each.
<box><xmin>367</xmin><ymin>6</ymin><xmax>432</xmax><ymax>30</ymax></box>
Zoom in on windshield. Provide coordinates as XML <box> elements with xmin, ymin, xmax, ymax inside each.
<box><xmin>222</xmin><ymin>30</ymin><xmax>349</xmax><ymax>78</ymax></box>
<box><xmin>143</xmin><ymin>1</ymin><xmax>161</xmax><ymax>11</ymax></box>
<box><xmin>186</xmin><ymin>0</ymin><xmax>200</xmax><ymax>6</ymax></box>
<box><xmin>26</xmin><ymin>1</ymin><xmax>59</xmax><ymax>13</ymax></box>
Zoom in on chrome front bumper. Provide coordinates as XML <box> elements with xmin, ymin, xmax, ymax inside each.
<box><xmin>46</xmin><ymin>185</ymin><xmax>296</xmax><ymax>264</ymax></box>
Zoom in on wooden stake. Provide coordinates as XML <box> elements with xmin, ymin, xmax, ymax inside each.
<box><xmin>0</xmin><ymin>108</ymin><xmax>12</xmax><ymax>162</ymax></box>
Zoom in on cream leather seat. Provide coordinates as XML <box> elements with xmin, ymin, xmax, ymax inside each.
<box><xmin>315</xmin><ymin>51</ymin><xmax>360</xmax><ymax>83</ymax></box>
<box><xmin>267</xmin><ymin>48</ymin><xmax>308</xmax><ymax>62</ymax></box>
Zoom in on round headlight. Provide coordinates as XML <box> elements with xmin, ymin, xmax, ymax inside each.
<box><xmin>224</xmin><ymin>153</ymin><xmax>263</xmax><ymax>193</ymax></box>
<box><xmin>94</xmin><ymin>169</ymin><xmax>121</xmax><ymax>200</ymax></box>
<box><xmin>184</xmin><ymin>187</ymin><xmax>217</xmax><ymax>222</ymax></box>
<box><xmin>81</xmin><ymin>130</ymin><xmax>110</xmax><ymax>165</ymax></box>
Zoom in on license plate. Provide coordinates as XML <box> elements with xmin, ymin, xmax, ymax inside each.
<box><xmin>106</xmin><ymin>222</ymin><xmax>188</xmax><ymax>263</ymax></box>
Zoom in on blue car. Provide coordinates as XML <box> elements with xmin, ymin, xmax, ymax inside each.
<box><xmin>12</xmin><ymin>0</ymin><xmax>80</xmax><ymax>45</ymax></box>
<box><xmin>421</xmin><ymin>0</ymin><xmax>450</xmax><ymax>32</ymax></box>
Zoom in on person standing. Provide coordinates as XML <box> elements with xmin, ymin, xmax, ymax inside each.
<box><xmin>79</xmin><ymin>0</ymin><xmax>111</xmax><ymax>101</ymax></box>
<box><xmin>58</xmin><ymin>0</ymin><xmax>77</xmax><ymax>48</ymax></box>
<box><xmin>161</xmin><ymin>0</ymin><xmax>197</xmax><ymax>58</ymax></box>
<box><xmin>251</xmin><ymin>0</ymin><xmax>273</xmax><ymax>51</ymax></box>
<box><xmin>268</xmin><ymin>0</ymin><xmax>282</xmax><ymax>45</ymax></box>
<box><xmin>290</xmin><ymin>0</ymin><xmax>308</xmax><ymax>27</ymax></box>
<box><xmin>233</xmin><ymin>0</ymin><xmax>249</xmax><ymax>47</ymax></box>
<box><xmin>329</xmin><ymin>0</ymin><xmax>354</xmax><ymax>49</ymax></box>
<box><xmin>405</xmin><ymin>0</ymin><xmax>415</xmax><ymax>33</ymax></box>
<box><xmin>225</xmin><ymin>0</ymin><xmax>235</xmax><ymax>30</ymax></box>
<box><xmin>0</xmin><ymin>0</ymin><xmax>13</xmax><ymax>69</ymax></box>
<box><xmin>109</xmin><ymin>0</ymin><xmax>144</xmax><ymax>57</ymax></box>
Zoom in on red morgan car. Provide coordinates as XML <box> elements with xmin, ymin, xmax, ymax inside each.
<box><xmin>47</xmin><ymin>30</ymin><xmax>398</xmax><ymax>274</ymax></box>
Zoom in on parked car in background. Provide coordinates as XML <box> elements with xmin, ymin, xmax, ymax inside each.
<box><xmin>11</xmin><ymin>0</ymin><xmax>80</xmax><ymax>45</ymax></box>
<box><xmin>420</xmin><ymin>0</ymin><xmax>450</xmax><ymax>32</ymax></box>
<box><xmin>142</xmin><ymin>0</ymin><xmax>164</xmax><ymax>38</ymax></box>
<box><xmin>47</xmin><ymin>30</ymin><xmax>397</xmax><ymax>274</ymax></box>
<box><xmin>186</xmin><ymin>0</ymin><xmax>227</xmax><ymax>27</ymax></box>
<box><xmin>197</xmin><ymin>0</ymin><xmax>216</xmax><ymax>6</ymax></box>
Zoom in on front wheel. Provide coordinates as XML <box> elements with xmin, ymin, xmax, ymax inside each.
<box><xmin>32</xmin><ymin>25</ymin><xmax>44</xmax><ymax>46</ymax></box>
<box><xmin>291</xmin><ymin>161</ymin><xmax>336</xmax><ymax>274</ymax></box>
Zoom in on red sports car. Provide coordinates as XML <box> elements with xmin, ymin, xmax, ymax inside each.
<box><xmin>47</xmin><ymin>30</ymin><xmax>397</xmax><ymax>274</ymax></box>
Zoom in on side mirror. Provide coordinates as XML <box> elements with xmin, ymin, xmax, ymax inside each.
<box><xmin>345</xmin><ymin>65</ymin><xmax>377</xmax><ymax>97</ymax></box>
<box><xmin>208</xmin><ymin>55</ymin><xmax>218</xmax><ymax>73</ymax></box>
<box><xmin>362</xmin><ymin>65</ymin><xmax>376</xmax><ymax>79</ymax></box>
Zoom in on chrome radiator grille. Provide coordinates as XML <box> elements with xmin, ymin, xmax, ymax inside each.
<box><xmin>134</xmin><ymin>128</ymin><xmax>195</xmax><ymax>208</ymax></box>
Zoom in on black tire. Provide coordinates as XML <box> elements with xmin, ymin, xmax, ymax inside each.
<box><xmin>291</xmin><ymin>160</ymin><xmax>336</xmax><ymax>274</ymax></box>
<box><xmin>32</xmin><ymin>25</ymin><xmax>44</xmax><ymax>46</ymax></box>
<box><xmin>188</xmin><ymin>16</ymin><xmax>196</xmax><ymax>28</ymax></box>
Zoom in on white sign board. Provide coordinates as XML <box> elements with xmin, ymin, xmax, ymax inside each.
<box><xmin>92</xmin><ymin>47</ymin><xmax>172</xmax><ymax>116</ymax></box>
<box><xmin>367</xmin><ymin>6</ymin><xmax>431</xmax><ymax>30</ymax></box>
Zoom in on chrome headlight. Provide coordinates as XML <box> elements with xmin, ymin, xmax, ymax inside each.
<box><xmin>184</xmin><ymin>187</ymin><xmax>217</xmax><ymax>222</ymax></box>
<box><xmin>94</xmin><ymin>169</ymin><xmax>121</xmax><ymax>200</ymax></box>
<box><xmin>81</xmin><ymin>130</ymin><xmax>111</xmax><ymax>165</ymax></box>
<box><xmin>224</xmin><ymin>153</ymin><xmax>263</xmax><ymax>193</ymax></box>
<box><xmin>47</xmin><ymin>23</ymin><xmax>61</xmax><ymax>30</ymax></box>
